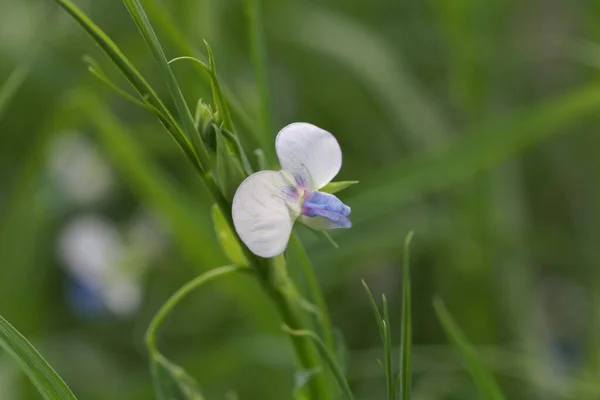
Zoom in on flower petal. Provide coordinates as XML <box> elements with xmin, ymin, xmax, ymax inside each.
<box><xmin>276</xmin><ymin>122</ymin><xmax>342</xmax><ymax>190</ymax></box>
<box><xmin>232</xmin><ymin>171</ymin><xmax>301</xmax><ymax>258</ymax></box>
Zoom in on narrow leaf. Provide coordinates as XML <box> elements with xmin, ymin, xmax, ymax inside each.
<box><xmin>399</xmin><ymin>231</ymin><xmax>414</xmax><ymax>399</ymax></box>
<box><xmin>211</xmin><ymin>204</ymin><xmax>248</xmax><ymax>267</ymax></box>
<box><xmin>361</xmin><ymin>280</ymin><xmax>385</xmax><ymax>339</ymax></box>
<box><xmin>320</xmin><ymin>181</ymin><xmax>359</xmax><ymax>194</ymax></box>
<box><xmin>382</xmin><ymin>296</ymin><xmax>394</xmax><ymax>400</ymax></box>
<box><xmin>282</xmin><ymin>326</ymin><xmax>356</xmax><ymax>400</ymax></box>
<box><xmin>52</xmin><ymin>0</ymin><xmax>198</xmax><ymax>169</ymax></box>
<box><xmin>433</xmin><ymin>298</ymin><xmax>506</xmax><ymax>400</ymax></box>
<box><xmin>0</xmin><ymin>314</ymin><xmax>77</xmax><ymax>400</ymax></box>
<box><xmin>122</xmin><ymin>0</ymin><xmax>207</xmax><ymax>167</ymax></box>
<box><xmin>203</xmin><ymin>41</ymin><xmax>235</xmax><ymax>132</ymax></box>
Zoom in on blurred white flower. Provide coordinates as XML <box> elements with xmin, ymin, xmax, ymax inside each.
<box><xmin>47</xmin><ymin>132</ymin><xmax>114</xmax><ymax>206</ymax></box>
<box><xmin>58</xmin><ymin>213</ymin><xmax>165</xmax><ymax>317</ymax></box>
<box><xmin>232</xmin><ymin>123</ymin><xmax>352</xmax><ymax>258</ymax></box>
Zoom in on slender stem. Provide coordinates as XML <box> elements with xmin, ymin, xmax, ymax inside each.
<box><xmin>290</xmin><ymin>234</ymin><xmax>336</xmax><ymax>354</ymax></box>
<box><xmin>145</xmin><ymin>265</ymin><xmax>247</xmax><ymax>355</ymax></box>
<box><xmin>244</xmin><ymin>0</ymin><xmax>275</xmax><ymax>159</ymax></box>
<box><xmin>258</xmin><ymin>260</ymin><xmax>331</xmax><ymax>400</ymax></box>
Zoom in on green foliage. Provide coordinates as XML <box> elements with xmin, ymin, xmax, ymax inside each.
<box><xmin>363</xmin><ymin>232</ymin><xmax>414</xmax><ymax>400</ymax></box>
<box><xmin>146</xmin><ymin>265</ymin><xmax>248</xmax><ymax>399</ymax></box>
<box><xmin>0</xmin><ymin>314</ymin><xmax>77</xmax><ymax>400</ymax></box>
<box><xmin>211</xmin><ymin>204</ymin><xmax>248</xmax><ymax>267</ymax></box>
<box><xmin>433</xmin><ymin>298</ymin><xmax>506</xmax><ymax>400</ymax></box>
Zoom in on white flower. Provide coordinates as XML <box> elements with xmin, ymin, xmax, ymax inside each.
<box><xmin>232</xmin><ymin>122</ymin><xmax>352</xmax><ymax>258</ymax></box>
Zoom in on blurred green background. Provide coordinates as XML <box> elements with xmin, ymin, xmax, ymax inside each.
<box><xmin>2</xmin><ymin>0</ymin><xmax>600</xmax><ymax>399</ymax></box>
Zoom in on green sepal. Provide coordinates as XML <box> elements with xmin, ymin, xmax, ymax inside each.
<box><xmin>211</xmin><ymin>204</ymin><xmax>248</xmax><ymax>266</ymax></box>
<box><xmin>320</xmin><ymin>181</ymin><xmax>359</xmax><ymax>194</ymax></box>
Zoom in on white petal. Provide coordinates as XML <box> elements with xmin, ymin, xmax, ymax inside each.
<box><xmin>276</xmin><ymin>122</ymin><xmax>342</xmax><ymax>190</ymax></box>
<box><xmin>232</xmin><ymin>171</ymin><xmax>300</xmax><ymax>258</ymax></box>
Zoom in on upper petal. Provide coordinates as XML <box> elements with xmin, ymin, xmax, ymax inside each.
<box><xmin>232</xmin><ymin>171</ymin><xmax>301</xmax><ymax>258</ymax></box>
<box><xmin>276</xmin><ymin>122</ymin><xmax>342</xmax><ymax>190</ymax></box>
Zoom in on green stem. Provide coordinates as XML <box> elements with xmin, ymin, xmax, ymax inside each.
<box><xmin>258</xmin><ymin>261</ymin><xmax>331</xmax><ymax>400</ymax></box>
<box><xmin>201</xmin><ymin>176</ymin><xmax>330</xmax><ymax>400</ymax></box>
<box><xmin>290</xmin><ymin>234</ymin><xmax>336</xmax><ymax>355</ymax></box>
<box><xmin>244</xmin><ymin>0</ymin><xmax>275</xmax><ymax>159</ymax></box>
<box><xmin>145</xmin><ymin>265</ymin><xmax>247</xmax><ymax>355</ymax></box>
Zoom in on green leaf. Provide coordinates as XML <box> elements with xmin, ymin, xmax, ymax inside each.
<box><xmin>82</xmin><ymin>55</ymin><xmax>159</xmax><ymax>114</ymax></box>
<box><xmin>398</xmin><ymin>231</ymin><xmax>414</xmax><ymax>400</ymax></box>
<box><xmin>320</xmin><ymin>181</ymin><xmax>359</xmax><ymax>194</ymax></box>
<box><xmin>282</xmin><ymin>326</ymin><xmax>356</xmax><ymax>400</ymax></box>
<box><xmin>433</xmin><ymin>298</ymin><xmax>506</xmax><ymax>400</ymax></box>
<box><xmin>151</xmin><ymin>353</ymin><xmax>205</xmax><ymax>400</ymax></box>
<box><xmin>0</xmin><ymin>314</ymin><xmax>77</xmax><ymax>400</ymax></box>
<box><xmin>203</xmin><ymin>41</ymin><xmax>235</xmax><ymax>132</ymax></box>
<box><xmin>122</xmin><ymin>0</ymin><xmax>208</xmax><ymax>168</ymax></box>
<box><xmin>52</xmin><ymin>0</ymin><xmax>198</xmax><ymax>170</ymax></box>
<box><xmin>211</xmin><ymin>204</ymin><xmax>248</xmax><ymax>267</ymax></box>
<box><xmin>0</xmin><ymin>65</ymin><xmax>29</xmax><ymax>123</ymax></box>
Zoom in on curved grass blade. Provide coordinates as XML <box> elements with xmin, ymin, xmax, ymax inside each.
<box><xmin>398</xmin><ymin>231</ymin><xmax>414</xmax><ymax>399</ymax></box>
<box><xmin>433</xmin><ymin>298</ymin><xmax>506</xmax><ymax>400</ymax></box>
<box><xmin>0</xmin><ymin>314</ymin><xmax>77</xmax><ymax>400</ymax></box>
<box><xmin>282</xmin><ymin>326</ymin><xmax>356</xmax><ymax>400</ymax></box>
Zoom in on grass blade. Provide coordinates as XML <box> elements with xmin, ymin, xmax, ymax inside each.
<box><xmin>433</xmin><ymin>298</ymin><xmax>506</xmax><ymax>400</ymax></box>
<box><xmin>398</xmin><ymin>231</ymin><xmax>414</xmax><ymax>399</ymax></box>
<box><xmin>382</xmin><ymin>295</ymin><xmax>394</xmax><ymax>400</ymax></box>
<box><xmin>0</xmin><ymin>314</ymin><xmax>77</xmax><ymax>400</ymax></box>
<box><xmin>282</xmin><ymin>326</ymin><xmax>356</xmax><ymax>400</ymax></box>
